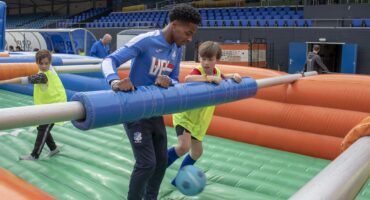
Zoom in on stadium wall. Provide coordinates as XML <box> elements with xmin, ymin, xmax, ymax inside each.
<box><xmin>304</xmin><ymin>4</ymin><xmax>370</xmax><ymax>19</ymax></box>
<box><xmin>188</xmin><ymin>28</ymin><xmax>370</xmax><ymax>74</ymax></box>
<box><xmin>87</xmin><ymin>26</ymin><xmax>370</xmax><ymax>75</ymax></box>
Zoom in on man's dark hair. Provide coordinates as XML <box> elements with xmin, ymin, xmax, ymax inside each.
<box><xmin>169</xmin><ymin>4</ymin><xmax>201</xmax><ymax>25</ymax></box>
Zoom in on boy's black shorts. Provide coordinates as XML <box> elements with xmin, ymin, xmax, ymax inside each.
<box><xmin>175</xmin><ymin>125</ymin><xmax>200</xmax><ymax>141</ymax></box>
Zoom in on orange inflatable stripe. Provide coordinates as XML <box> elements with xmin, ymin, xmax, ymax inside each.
<box><xmin>0</xmin><ymin>63</ymin><xmax>39</xmax><ymax>80</ymax></box>
<box><xmin>215</xmin><ymin>98</ymin><xmax>368</xmax><ymax>138</ymax></box>
<box><xmin>0</xmin><ymin>168</ymin><xmax>56</xmax><ymax>200</ymax></box>
<box><xmin>286</xmin><ymin>75</ymin><xmax>370</xmax><ymax>113</ymax></box>
<box><xmin>0</xmin><ymin>52</ymin><xmax>10</xmax><ymax>57</ymax></box>
<box><xmin>164</xmin><ymin>115</ymin><xmax>342</xmax><ymax>160</ymax></box>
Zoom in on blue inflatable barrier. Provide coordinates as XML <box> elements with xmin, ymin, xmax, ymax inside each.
<box><xmin>0</xmin><ymin>2</ymin><xmax>6</xmax><ymax>52</ymax></box>
<box><xmin>0</xmin><ymin>84</ymin><xmax>75</xmax><ymax>100</ymax></box>
<box><xmin>71</xmin><ymin>77</ymin><xmax>258</xmax><ymax>130</ymax></box>
<box><xmin>0</xmin><ymin>84</ymin><xmax>34</xmax><ymax>96</ymax></box>
<box><xmin>0</xmin><ymin>56</ymin><xmax>63</xmax><ymax>66</ymax></box>
<box><xmin>59</xmin><ymin>74</ymin><xmax>109</xmax><ymax>91</ymax></box>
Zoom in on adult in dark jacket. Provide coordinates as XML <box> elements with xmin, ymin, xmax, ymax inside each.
<box><xmin>304</xmin><ymin>45</ymin><xmax>329</xmax><ymax>74</ymax></box>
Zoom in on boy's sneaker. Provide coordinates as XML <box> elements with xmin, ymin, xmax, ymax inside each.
<box><xmin>19</xmin><ymin>154</ymin><xmax>37</xmax><ymax>161</ymax></box>
<box><xmin>47</xmin><ymin>146</ymin><xmax>60</xmax><ymax>158</ymax></box>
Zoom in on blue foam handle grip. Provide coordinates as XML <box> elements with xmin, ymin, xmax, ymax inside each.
<box><xmin>71</xmin><ymin>77</ymin><xmax>258</xmax><ymax>130</ymax></box>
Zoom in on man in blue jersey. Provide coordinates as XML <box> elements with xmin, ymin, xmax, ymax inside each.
<box><xmin>89</xmin><ymin>34</ymin><xmax>112</xmax><ymax>58</ymax></box>
<box><xmin>101</xmin><ymin>4</ymin><xmax>201</xmax><ymax>200</ymax></box>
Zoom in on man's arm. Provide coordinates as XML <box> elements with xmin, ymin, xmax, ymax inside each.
<box><xmin>315</xmin><ymin>55</ymin><xmax>329</xmax><ymax>72</ymax></box>
<box><xmin>101</xmin><ymin>35</ymin><xmax>147</xmax><ymax>90</ymax></box>
<box><xmin>89</xmin><ymin>43</ymin><xmax>97</xmax><ymax>57</ymax></box>
<box><xmin>167</xmin><ymin>48</ymin><xmax>182</xmax><ymax>85</ymax></box>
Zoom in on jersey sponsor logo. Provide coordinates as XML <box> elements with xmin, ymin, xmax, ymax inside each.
<box><xmin>133</xmin><ymin>132</ymin><xmax>142</xmax><ymax>143</ymax></box>
<box><xmin>149</xmin><ymin>57</ymin><xmax>174</xmax><ymax>76</ymax></box>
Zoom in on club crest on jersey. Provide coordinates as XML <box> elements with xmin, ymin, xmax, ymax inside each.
<box><xmin>171</xmin><ymin>50</ymin><xmax>176</xmax><ymax>60</ymax></box>
<box><xmin>149</xmin><ymin>57</ymin><xmax>174</xmax><ymax>76</ymax></box>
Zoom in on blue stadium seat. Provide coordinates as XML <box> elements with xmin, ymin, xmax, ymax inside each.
<box><xmin>305</xmin><ymin>19</ymin><xmax>313</xmax><ymax>27</ymax></box>
<box><xmin>224</xmin><ymin>20</ymin><xmax>231</xmax><ymax>27</ymax></box>
<box><xmin>253</xmin><ymin>12</ymin><xmax>261</xmax><ymax>16</ymax></box>
<box><xmin>286</xmin><ymin>19</ymin><xmax>295</xmax><ymax>27</ymax></box>
<box><xmin>283</xmin><ymin>15</ymin><xmax>291</xmax><ymax>19</ymax></box>
<box><xmin>264</xmin><ymin>15</ymin><xmax>272</xmax><ymax>19</ymax></box>
<box><xmin>273</xmin><ymin>15</ymin><xmax>281</xmax><ymax>19</ymax></box>
<box><xmin>288</xmin><ymin>11</ymin><xmax>296</xmax><ymax>16</ymax></box>
<box><xmin>296</xmin><ymin>19</ymin><xmax>305</xmax><ymax>27</ymax></box>
<box><xmin>258</xmin><ymin>19</ymin><xmax>266</xmax><ymax>26</ymax></box>
<box><xmin>278</xmin><ymin>11</ymin><xmax>286</xmax><ymax>16</ymax></box>
<box><xmin>292</xmin><ymin>15</ymin><xmax>301</xmax><ymax>19</ymax></box>
<box><xmin>232</xmin><ymin>20</ymin><xmax>240</xmax><ymax>26</ymax></box>
<box><xmin>276</xmin><ymin>19</ymin><xmax>285</xmax><ymax>26</ymax></box>
<box><xmin>241</xmin><ymin>20</ymin><xmax>248</xmax><ymax>27</ymax></box>
<box><xmin>365</xmin><ymin>19</ymin><xmax>370</xmax><ymax>27</ymax></box>
<box><xmin>248</xmin><ymin>16</ymin><xmax>255</xmax><ymax>20</ymax></box>
<box><xmin>249</xmin><ymin>20</ymin><xmax>257</xmax><ymax>27</ymax></box>
<box><xmin>266</xmin><ymin>7</ymin><xmax>274</xmax><ymax>12</ymax></box>
<box><xmin>267</xmin><ymin>19</ymin><xmax>275</xmax><ymax>26</ymax></box>
<box><xmin>352</xmin><ymin>19</ymin><xmax>363</xmax><ymax>27</ymax></box>
<box><xmin>216</xmin><ymin>20</ymin><xmax>223</xmax><ymax>27</ymax></box>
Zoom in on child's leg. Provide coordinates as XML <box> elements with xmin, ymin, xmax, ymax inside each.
<box><xmin>190</xmin><ymin>139</ymin><xmax>203</xmax><ymax>161</ymax></box>
<box><xmin>167</xmin><ymin>125</ymin><xmax>192</xmax><ymax>167</ymax></box>
<box><xmin>30</xmin><ymin>124</ymin><xmax>54</xmax><ymax>159</ymax></box>
<box><xmin>180</xmin><ymin>138</ymin><xmax>202</xmax><ymax>168</ymax></box>
<box><xmin>172</xmin><ymin>138</ymin><xmax>202</xmax><ymax>186</ymax></box>
<box><xmin>45</xmin><ymin>124</ymin><xmax>57</xmax><ymax>151</ymax></box>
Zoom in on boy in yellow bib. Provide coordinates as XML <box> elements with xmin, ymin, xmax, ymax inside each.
<box><xmin>0</xmin><ymin>50</ymin><xmax>66</xmax><ymax>160</ymax></box>
<box><xmin>167</xmin><ymin>41</ymin><xmax>242</xmax><ymax>185</ymax></box>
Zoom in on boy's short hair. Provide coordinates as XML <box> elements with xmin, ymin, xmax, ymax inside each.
<box><xmin>198</xmin><ymin>41</ymin><xmax>222</xmax><ymax>60</ymax></box>
<box><xmin>36</xmin><ymin>49</ymin><xmax>52</xmax><ymax>64</ymax></box>
<box><xmin>169</xmin><ymin>4</ymin><xmax>201</xmax><ymax>25</ymax></box>
<box><xmin>313</xmin><ymin>45</ymin><xmax>320</xmax><ymax>51</ymax></box>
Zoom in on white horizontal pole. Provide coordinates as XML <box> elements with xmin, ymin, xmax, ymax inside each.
<box><xmin>54</xmin><ymin>64</ymin><xmax>130</xmax><ymax>73</ymax></box>
<box><xmin>256</xmin><ymin>71</ymin><xmax>317</xmax><ymax>89</ymax></box>
<box><xmin>0</xmin><ymin>102</ymin><xmax>85</xmax><ymax>130</ymax></box>
<box><xmin>61</xmin><ymin>58</ymin><xmax>102</xmax><ymax>65</ymax></box>
<box><xmin>290</xmin><ymin>136</ymin><xmax>370</xmax><ymax>200</ymax></box>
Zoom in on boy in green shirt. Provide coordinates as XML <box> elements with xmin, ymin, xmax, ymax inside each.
<box><xmin>167</xmin><ymin>41</ymin><xmax>242</xmax><ymax>185</ymax></box>
<box><xmin>0</xmin><ymin>50</ymin><xmax>66</xmax><ymax>160</ymax></box>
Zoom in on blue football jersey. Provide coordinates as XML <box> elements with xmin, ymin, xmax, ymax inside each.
<box><xmin>102</xmin><ymin>30</ymin><xmax>182</xmax><ymax>86</ymax></box>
